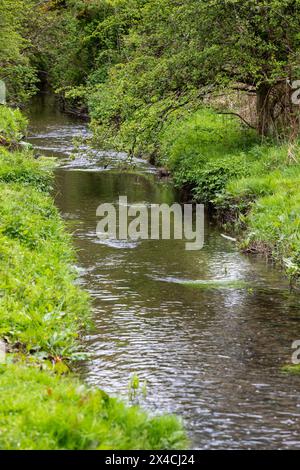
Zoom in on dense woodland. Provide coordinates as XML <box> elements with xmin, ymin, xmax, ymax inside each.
<box><xmin>2</xmin><ymin>0</ymin><xmax>300</xmax><ymax>142</ymax></box>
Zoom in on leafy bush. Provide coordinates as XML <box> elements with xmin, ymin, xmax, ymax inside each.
<box><xmin>159</xmin><ymin>108</ymin><xmax>257</xmax><ymax>201</ymax></box>
<box><xmin>191</xmin><ymin>156</ymin><xmax>248</xmax><ymax>203</ymax></box>
<box><xmin>0</xmin><ymin>107</ymin><xmax>27</xmax><ymax>143</ymax></box>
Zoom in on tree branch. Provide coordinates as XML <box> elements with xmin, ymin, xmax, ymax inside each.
<box><xmin>216</xmin><ymin>112</ymin><xmax>256</xmax><ymax>130</ymax></box>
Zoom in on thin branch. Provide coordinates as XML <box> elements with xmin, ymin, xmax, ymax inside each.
<box><xmin>217</xmin><ymin>111</ymin><xmax>256</xmax><ymax>130</ymax></box>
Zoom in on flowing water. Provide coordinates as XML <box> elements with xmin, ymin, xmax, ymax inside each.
<box><xmin>27</xmin><ymin>94</ymin><xmax>300</xmax><ymax>449</ymax></box>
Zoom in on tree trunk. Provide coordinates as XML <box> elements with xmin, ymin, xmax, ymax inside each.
<box><xmin>256</xmin><ymin>84</ymin><xmax>273</xmax><ymax>137</ymax></box>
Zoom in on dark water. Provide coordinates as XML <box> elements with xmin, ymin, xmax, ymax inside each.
<box><xmin>27</xmin><ymin>95</ymin><xmax>300</xmax><ymax>449</ymax></box>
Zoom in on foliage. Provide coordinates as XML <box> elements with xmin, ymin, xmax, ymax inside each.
<box><xmin>0</xmin><ymin>148</ymin><xmax>52</xmax><ymax>189</ymax></box>
<box><xmin>214</xmin><ymin>141</ymin><xmax>300</xmax><ymax>279</ymax></box>
<box><xmin>159</xmin><ymin>109</ymin><xmax>257</xmax><ymax>202</ymax></box>
<box><xmin>0</xmin><ymin>0</ymin><xmax>39</xmax><ymax>103</ymax></box>
<box><xmin>3</xmin><ymin>0</ymin><xmax>300</xmax><ymax>128</ymax></box>
<box><xmin>38</xmin><ymin>0</ymin><xmax>300</xmax><ymax>147</ymax></box>
<box><xmin>0</xmin><ymin>0</ymin><xmax>25</xmax><ymax>64</ymax></box>
<box><xmin>0</xmin><ymin>107</ymin><xmax>28</xmax><ymax>143</ymax></box>
<box><xmin>0</xmin><ymin>159</ymin><xmax>89</xmax><ymax>357</ymax></box>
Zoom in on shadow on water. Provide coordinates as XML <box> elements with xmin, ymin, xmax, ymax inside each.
<box><xmin>27</xmin><ymin>94</ymin><xmax>300</xmax><ymax>450</ymax></box>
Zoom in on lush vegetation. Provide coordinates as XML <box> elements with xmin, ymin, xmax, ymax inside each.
<box><xmin>0</xmin><ymin>364</ymin><xmax>185</xmax><ymax>449</ymax></box>
<box><xmin>34</xmin><ymin>0</ymin><xmax>300</xmax><ymax>142</ymax></box>
<box><xmin>0</xmin><ymin>107</ymin><xmax>186</xmax><ymax>449</ymax></box>
<box><xmin>2</xmin><ymin>0</ymin><xmax>300</xmax><ymax>443</ymax></box>
<box><xmin>0</xmin><ymin>106</ymin><xmax>27</xmax><ymax>143</ymax></box>
<box><xmin>4</xmin><ymin>1</ymin><xmax>300</xmax><ymax>135</ymax></box>
<box><xmin>0</xmin><ymin>0</ymin><xmax>39</xmax><ymax>103</ymax></box>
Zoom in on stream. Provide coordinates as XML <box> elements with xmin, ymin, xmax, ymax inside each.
<box><xmin>27</xmin><ymin>94</ymin><xmax>300</xmax><ymax>450</ymax></box>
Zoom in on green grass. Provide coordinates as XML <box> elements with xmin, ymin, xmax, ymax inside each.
<box><xmin>0</xmin><ymin>147</ymin><xmax>53</xmax><ymax>189</ymax></box>
<box><xmin>0</xmin><ymin>181</ymin><xmax>91</xmax><ymax>358</ymax></box>
<box><xmin>0</xmin><ymin>364</ymin><xmax>186</xmax><ymax>450</ymax></box>
<box><xmin>223</xmin><ymin>148</ymin><xmax>300</xmax><ymax>278</ymax></box>
<box><xmin>0</xmin><ymin>107</ymin><xmax>187</xmax><ymax>450</ymax></box>
<box><xmin>281</xmin><ymin>364</ymin><xmax>300</xmax><ymax>374</ymax></box>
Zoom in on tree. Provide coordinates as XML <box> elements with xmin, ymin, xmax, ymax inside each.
<box><xmin>12</xmin><ymin>0</ymin><xmax>300</xmax><ymax>137</ymax></box>
<box><xmin>121</xmin><ymin>0</ymin><xmax>300</xmax><ymax>137</ymax></box>
<box><xmin>0</xmin><ymin>0</ymin><xmax>38</xmax><ymax>103</ymax></box>
<box><xmin>178</xmin><ymin>0</ymin><xmax>300</xmax><ymax>137</ymax></box>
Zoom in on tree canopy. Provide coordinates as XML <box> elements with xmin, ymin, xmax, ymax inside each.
<box><xmin>2</xmin><ymin>0</ymin><xmax>300</xmax><ymax>140</ymax></box>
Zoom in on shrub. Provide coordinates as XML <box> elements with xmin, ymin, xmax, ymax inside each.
<box><xmin>0</xmin><ymin>107</ymin><xmax>27</xmax><ymax>143</ymax></box>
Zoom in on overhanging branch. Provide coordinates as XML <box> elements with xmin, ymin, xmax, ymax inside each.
<box><xmin>217</xmin><ymin>112</ymin><xmax>257</xmax><ymax>130</ymax></box>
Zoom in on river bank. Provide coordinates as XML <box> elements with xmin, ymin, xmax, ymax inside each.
<box><xmin>92</xmin><ymin>101</ymin><xmax>300</xmax><ymax>376</ymax></box>
<box><xmin>0</xmin><ymin>105</ymin><xmax>186</xmax><ymax>449</ymax></box>
<box><xmin>154</xmin><ymin>108</ymin><xmax>300</xmax><ymax>287</ymax></box>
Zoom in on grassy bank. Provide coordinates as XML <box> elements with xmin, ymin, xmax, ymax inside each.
<box><xmin>0</xmin><ymin>106</ymin><xmax>186</xmax><ymax>450</ymax></box>
<box><xmin>158</xmin><ymin>108</ymin><xmax>300</xmax><ymax>282</ymax></box>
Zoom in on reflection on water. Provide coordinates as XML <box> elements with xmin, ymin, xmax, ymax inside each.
<box><xmin>27</xmin><ymin>94</ymin><xmax>300</xmax><ymax>449</ymax></box>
